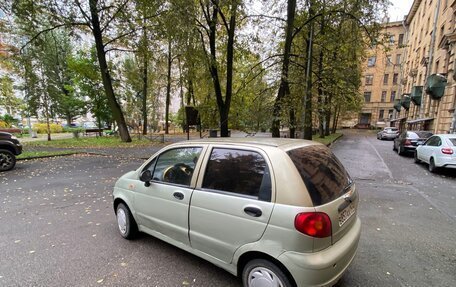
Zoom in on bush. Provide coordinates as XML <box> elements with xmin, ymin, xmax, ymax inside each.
<box><xmin>0</xmin><ymin>121</ymin><xmax>6</xmax><ymax>128</ymax></box>
<box><xmin>33</xmin><ymin>123</ymin><xmax>64</xmax><ymax>134</ymax></box>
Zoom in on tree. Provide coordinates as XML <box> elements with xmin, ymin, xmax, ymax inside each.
<box><xmin>0</xmin><ymin>76</ymin><xmax>22</xmax><ymax>115</ymax></box>
<box><xmin>196</xmin><ymin>0</ymin><xmax>240</xmax><ymax>137</ymax></box>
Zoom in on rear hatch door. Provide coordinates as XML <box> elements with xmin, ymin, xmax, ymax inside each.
<box><xmin>286</xmin><ymin>145</ymin><xmax>358</xmax><ymax>246</ymax></box>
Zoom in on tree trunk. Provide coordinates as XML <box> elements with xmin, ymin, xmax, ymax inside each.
<box><xmin>272</xmin><ymin>0</ymin><xmax>296</xmax><ymax>138</ymax></box>
<box><xmin>317</xmin><ymin>5</ymin><xmax>325</xmax><ymax>139</ymax></box>
<box><xmin>205</xmin><ymin>1</ymin><xmax>237</xmax><ymax>138</ymax></box>
<box><xmin>324</xmin><ymin>93</ymin><xmax>332</xmax><ymax>136</ymax></box>
<box><xmin>302</xmin><ymin>0</ymin><xmax>315</xmax><ymax>140</ymax></box>
<box><xmin>165</xmin><ymin>38</ymin><xmax>172</xmax><ymax>134</ymax></box>
<box><xmin>89</xmin><ymin>0</ymin><xmax>131</xmax><ymax>142</ymax></box>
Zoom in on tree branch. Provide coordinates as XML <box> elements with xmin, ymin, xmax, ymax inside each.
<box><xmin>20</xmin><ymin>22</ymin><xmax>89</xmax><ymax>53</ymax></box>
<box><xmin>101</xmin><ymin>0</ymin><xmax>129</xmax><ymax>33</ymax></box>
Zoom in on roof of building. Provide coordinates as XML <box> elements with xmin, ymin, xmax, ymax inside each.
<box><xmin>405</xmin><ymin>0</ymin><xmax>423</xmax><ymax>25</ymax></box>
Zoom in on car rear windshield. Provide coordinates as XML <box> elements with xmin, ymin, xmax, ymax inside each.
<box><xmin>409</xmin><ymin>131</ymin><xmax>433</xmax><ymax>139</ymax></box>
<box><xmin>287</xmin><ymin>145</ymin><xmax>352</xmax><ymax>206</ymax></box>
<box><xmin>447</xmin><ymin>138</ymin><xmax>456</xmax><ymax>146</ymax></box>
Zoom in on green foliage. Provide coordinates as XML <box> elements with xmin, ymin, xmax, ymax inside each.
<box><xmin>33</xmin><ymin>123</ymin><xmax>63</xmax><ymax>134</ymax></box>
<box><xmin>0</xmin><ymin>114</ymin><xmax>18</xmax><ymax>127</ymax></box>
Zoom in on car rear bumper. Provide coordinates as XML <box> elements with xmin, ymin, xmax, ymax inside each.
<box><xmin>382</xmin><ymin>134</ymin><xmax>397</xmax><ymax>139</ymax></box>
<box><xmin>278</xmin><ymin>217</ymin><xmax>361</xmax><ymax>287</ymax></box>
<box><xmin>435</xmin><ymin>156</ymin><xmax>456</xmax><ymax>168</ymax></box>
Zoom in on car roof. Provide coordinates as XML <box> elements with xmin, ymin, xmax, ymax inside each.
<box><xmin>434</xmin><ymin>134</ymin><xmax>456</xmax><ymax>138</ymax></box>
<box><xmin>175</xmin><ymin>137</ymin><xmax>321</xmax><ymax>150</ymax></box>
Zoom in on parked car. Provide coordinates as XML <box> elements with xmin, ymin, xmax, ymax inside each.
<box><xmin>113</xmin><ymin>138</ymin><xmax>360</xmax><ymax>287</ymax></box>
<box><xmin>393</xmin><ymin>130</ymin><xmax>433</xmax><ymax>155</ymax></box>
<box><xmin>377</xmin><ymin>127</ymin><xmax>399</xmax><ymax>140</ymax></box>
<box><xmin>415</xmin><ymin>134</ymin><xmax>456</xmax><ymax>172</ymax></box>
<box><xmin>0</xmin><ymin>132</ymin><xmax>23</xmax><ymax>171</ymax></box>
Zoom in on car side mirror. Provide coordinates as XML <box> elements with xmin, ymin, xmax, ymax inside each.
<box><xmin>139</xmin><ymin>170</ymin><xmax>153</xmax><ymax>187</ymax></box>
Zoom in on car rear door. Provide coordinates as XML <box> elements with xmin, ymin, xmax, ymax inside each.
<box><xmin>189</xmin><ymin>146</ymin><xmax>274</xmax><ymax>263</ymax></box>
<box><xmin>421</xmin><ymin>136</ymin><xmax>439</xmax><ymax>161</ymax></box>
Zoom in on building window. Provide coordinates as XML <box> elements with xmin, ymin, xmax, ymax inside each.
<box><xmin>396</xmin><ymin>54</ymin><xmax>401</xmax><ymax>65</ymax></box>
<box><xmin>365</xmin><ymin>75</ymin><xmax>374</xmax><ymax>85</ymax></box>
<box><xmin>379</xmin><ymin>110</ymin><xmax>384</xmax><ymax>120</ymax></box>
<box><xmin>367</xmin><ymin>56</ymin><xmax>376</xmax><ymax>67</ymax></box>
<box><xmin>386</xmin><ymin>55</ymin><xmax>392</xmax><ymax>66</ymax></box>
<box><xmin>381</xmin><ymin>91</ymin><xmax>387</xmax><ymax>102</ymax></box>
<box><xmin>435</xmin><ymin>60</ymin><xmax>440</xmax><ymax>74</ymax></box>
<box><xmin>383</xmin><ymin>74</ymin><xmax>389</xmax><ymax>85</ymax></box>
<box><xmin>398</xmin><ymin>34</ymin><xmax>404</xmax><ymax>46</ymax></box>
<box><xmin>364</xmin><ymin>92</ymin><xmax>371</xmax><ymax>102</ymax></box>
<box><xmin>388</xmin><ymin>109</ymin><xmax>394</xmax><ymax>119</ymax></box>
<box><xmin>393</xmin><ymin>73</ymin><xmax>399</xmax><ymax>85</ymax></box>
<box><xmin>390</xmin><ymin>91</ymin><xmax>396</xmax><ymax>102</ymax></box>
<box><xmin>389</xmin><ymin>34</ymin><xmax>395</xmax><ymax>45</ymax></box>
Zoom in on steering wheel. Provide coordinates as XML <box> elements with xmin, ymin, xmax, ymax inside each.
<box><xmin>162</xmin><ymin>163</ymin><xmax>194</xmax><ymax>184</ymax></box>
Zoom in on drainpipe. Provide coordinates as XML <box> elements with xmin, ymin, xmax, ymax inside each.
<box><xmin>420</xmin><ymin>0</ymin><xmax>441</xmax><ymax>124</ymax></box>
<box><xmin>396</xmin><ymin>19</ymin><xmax>409</xmax><ymax>126</ymax></box>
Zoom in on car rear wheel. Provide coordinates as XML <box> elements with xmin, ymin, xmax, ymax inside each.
<box><xmin>428</xmin><ymin>158</ymin><xmax>437</xmax><ymax>173</ymax></box>
<box><xmin>414</xmin><ymin>152</ymin><xmax>421</xmax><ymax>163</ymax></box>
<box><xmin>116</xmin><ymin>203</ymin><xmax>138</xmax><ymax>239</ymax></box>
<box><xmin>242</xmin><ymin>259</ymin><xmax>292</xmax><ymax>287</ymax></box>
<box><xmin>0</xmin><ymin>149</ymin><xmax>16</xmax><ymax>172</ymax></box>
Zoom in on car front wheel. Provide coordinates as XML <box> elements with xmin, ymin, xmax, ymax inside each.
<box><xmin>242</xmin><ymin>259</ymin><xmax>293</xmax><ymax>287</ymax></box>
<box><xmin>116</xmin><ymin>203</ymin><xmax>138</xmax><ymax>239</ymax></box>
<box><xmin>0</xmin><ymin>149</ymin><xmax>16</xmax><ymax>172</ymax></box>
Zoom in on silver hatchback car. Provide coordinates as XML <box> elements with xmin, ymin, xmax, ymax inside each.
<box><xmin>113</xmin><ymin>138</ymin><xmax>361</xmax><ymax>287</ymax></box>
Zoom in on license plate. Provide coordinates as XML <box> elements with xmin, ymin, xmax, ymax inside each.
<box><xmin>417</xmin><ymin>141</ymin><xmax>424</xmax><ymax>145</ymax></box>
<box><xmin>339</xmin><ymin>203</ymin><xmax>355</xmax><ymax>226</ymax></box>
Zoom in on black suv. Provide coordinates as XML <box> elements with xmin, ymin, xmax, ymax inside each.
<box><xmin>0</xmin><ymin>132</ymin><xmax>23</xmax><ymax>171</ymax></box>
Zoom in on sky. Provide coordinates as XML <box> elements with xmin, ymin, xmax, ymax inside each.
<box><xmin>388</xmin><ymin>0</ymin><xmax>415</xmax><ymax>22</ymax></box>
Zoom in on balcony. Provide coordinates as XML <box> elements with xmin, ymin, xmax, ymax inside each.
<box><xmin>425</xmin><ymin>74</ymin><xmax>447</xmax><ymax>100</ymax></box>
<box><xmin>411</xmin><ymin>86</ymin><xmax>423</xmax><ymax>105</ymax></box>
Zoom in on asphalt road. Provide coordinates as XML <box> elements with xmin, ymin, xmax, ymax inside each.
<box><xmin>0</xmin><ymin>130</ymin><xmax>455</xmax><ymax>286</ymax></box>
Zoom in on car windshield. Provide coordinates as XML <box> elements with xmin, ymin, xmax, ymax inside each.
<box><xmin>287</xmin><ymin>145</ymin><xmax>352</xmax><ymax>206</ymax></box>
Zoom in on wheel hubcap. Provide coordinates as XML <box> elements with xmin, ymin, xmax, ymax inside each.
<box><xmin>0</xmin><ymin>153</ymin><xmax>13</xmax><ymax>169</ymax></box>
<box><xmin>117</xmin><ymin>208</ymin><xmax>127</xmax><ymax>235</ymax></box>
<box><xmin>248</xmin><ymin>267</ymin><xmax>284</xmax><ymax>287</ymax></box>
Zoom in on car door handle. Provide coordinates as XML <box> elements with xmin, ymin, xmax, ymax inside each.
<box><xmin>173</xmin><ymin>192</ymin><xmax>184</xmax><ymax>200</ymax></box>
<box><xmin>244</xmin><ymin>206</ymin><xmax>262</xmax><ymax>217</ymax></box>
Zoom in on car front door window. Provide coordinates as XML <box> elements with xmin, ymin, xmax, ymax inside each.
<box><xmin>152</xmin><ymin>147</ymin><xmax>202</xmax><ymax>186</ymax></box>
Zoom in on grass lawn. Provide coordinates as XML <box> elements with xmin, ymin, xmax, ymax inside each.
<box><xmin>23</xmin><ymin>136</ymin><xmax>157</xmax><ymax>148</ymax></box>
<box><xmin>312</xmin><ymin>132</ymin><xmax>343</xmax><ymax>145</ymax></box>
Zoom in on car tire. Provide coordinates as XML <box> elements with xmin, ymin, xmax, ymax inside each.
<box><xmin>0</xmin><ymin>149</ymin><xmax>16</xmax><ymax>172</ymax></box>
<box><xmin>414</xmin><ymin>152</ymin><xmax>421</xmax><ymax>163</ymax></box>
<box><xmin>116</xmin><ymin>203</ymin><xmax>138</xmax><ymax>239</ymax></box>
<box><xmin>428</xmin><ymin>158</ymin><xmax>437</xmax><ymax>173</ymax></box>
<box><xmin>242</xmin><ymin>259</ymin><xmax>293</xmax><ymax>287</ymax></box>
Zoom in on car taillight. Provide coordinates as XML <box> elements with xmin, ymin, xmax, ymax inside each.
<box><xmin>404</xmin><ymin>139</ymin><xmax>411</xmax><ymax>145</ymax></box>
<box><xmin>441</xmin><ymin>148</ymin><xmax>454</xmax><ymax>155</ymax></box>
<box><xmin>294</xmin><ymin>212</ymin><xmax>332</xmax><ymax>238</ymax></box>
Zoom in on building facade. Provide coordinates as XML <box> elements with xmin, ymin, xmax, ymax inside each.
<box><xmin>392</xmin><ymin>0</ymin><xmax>456</xmax><ymax>134</ymax></box>
<box><xmin>358</xmin><ymin>21</ymin><xmax>406</xmax><ymax>129</ymax></box>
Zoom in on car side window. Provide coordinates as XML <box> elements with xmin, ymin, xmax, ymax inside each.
<box><xmin>425</xmin><ymin>136</ymin><xmax>439</xmax><ymax>147</ymax></box>
<box><xmin>202</xmin><ymin>148</ymin><xmax>271</xmax><ymax>201</ymax></box>
<box><xmin>151</xmin><ymin>147</ymin><xmax>202</xmax><ymax>186</ymax></box>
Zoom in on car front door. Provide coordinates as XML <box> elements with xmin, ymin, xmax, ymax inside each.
<box><xmin>134</xmin><ymin>146</ymin><xmax>204</xmax><ymax>245</ymax></box>
<box><xmin>189</xmin><ymin>146</ymin><xmax>274</xmax><ymax>263</ymax></box>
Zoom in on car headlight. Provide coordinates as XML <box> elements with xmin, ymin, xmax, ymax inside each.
<box><xmin>11</xmin><ymin>135</ymin><xmax>18</xmax><ymax>140</ymax></box>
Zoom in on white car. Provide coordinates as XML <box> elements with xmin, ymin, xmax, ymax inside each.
<box><xmin>415</xmin><ymin>134</ymin><xmax>456</xmax><ymax>172</ymax></box>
